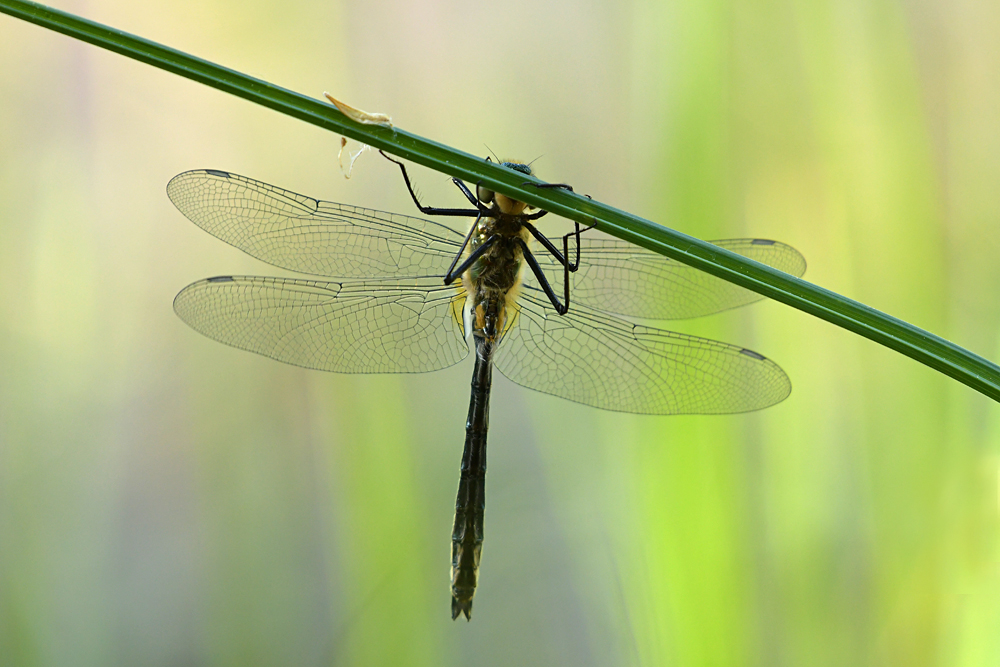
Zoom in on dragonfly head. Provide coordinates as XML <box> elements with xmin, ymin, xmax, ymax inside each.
<box><xmin>500</xmin><ymin>161</ymin><xmax>533</xmax><ymax>177</ymax></box>
<box><xmin>476</xmin><ymin>159</ymin><xmax>534</xmax><ymax>216</ymax></box>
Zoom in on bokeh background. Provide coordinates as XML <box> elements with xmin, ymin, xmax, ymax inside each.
<box><xmin>2</xmin><ymin>0</ymin><xmax>999</xmax><ymax>665</ymax></box>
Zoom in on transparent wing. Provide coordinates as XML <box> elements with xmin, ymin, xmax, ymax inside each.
<box><xmin>167</xmin><ymin>170</ymin><xmax>466</xmax><ymax>278</ymax></box>
<box><xmin>494</xmin><ymin>287</ymin><xmax>790</xmax><ymax>415</ymax></box>
<box><xmin>529</xmin><ymin>237</ymin><xmax>806</xmax><ymax>320</ymax></box>
<box><xmin>174</xmin><ymin>275</ymin><xmax>469</xmax><ymax>373</ymax></box>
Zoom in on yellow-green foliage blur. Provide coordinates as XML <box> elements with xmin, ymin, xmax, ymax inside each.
<box><xmin>1</xmin><ymin>0</ymin><xmax>998</xmax><ymax>665</ymax></box>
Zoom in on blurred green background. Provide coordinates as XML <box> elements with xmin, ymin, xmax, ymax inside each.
<box><xmin>2</xmin><ymin>0</ymin><xmax>999</xmax><ymax>665</ymax></box>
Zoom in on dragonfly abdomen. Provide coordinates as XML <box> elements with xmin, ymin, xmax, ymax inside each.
<box><xmin>451</xmin><ymin>334</ymin><xmax>494</xmax><ymax>620</ymax></box>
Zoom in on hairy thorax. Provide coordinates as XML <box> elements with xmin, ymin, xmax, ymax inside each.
<box><xmin>461</xmin><ymin>211</ymin><xmax>530</xmax><ymax>342</ymax></box>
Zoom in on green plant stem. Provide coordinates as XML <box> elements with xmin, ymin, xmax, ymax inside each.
<box><xmin>3</xmin><ymin>0</ymin><xmax>1000</xmax><ymax>402</ymax></box>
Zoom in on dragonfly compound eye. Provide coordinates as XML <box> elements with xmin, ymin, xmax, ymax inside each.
<box><xmin>476</xmin><ymin>184</ymin><xmax>495</xmax><ymax>204</ymax></box>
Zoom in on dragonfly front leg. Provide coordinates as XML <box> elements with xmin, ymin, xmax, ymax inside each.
<box><xmin>522</xmin><ymin>180</ymin><xmax>596</xmax><ymax>269</ymax></box>
<box><xmin>523</xmin><ymin>182</ymin><xmax>597</xmax><ymax>269</ymax></box>
<box><xmin>380</xmin><ymin>150</ymin><xmax>486</xmax><ymax>217</ymax></box>
<box><xmin>522</xmin><ymin>182</ymin><xmax>575</xmax><ymax>224</ymax></box>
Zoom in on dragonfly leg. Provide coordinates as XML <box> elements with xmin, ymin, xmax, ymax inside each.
<box><xmin>524</xmin><ymin>221</ymin><xmax>576</xmax><ymax>270</ymax></box>
<box><xmin>443</xmin><ymin>212</ymin><xmax>482</xmax><ymax>284</ymax></box>
<box><xmin>521</xmin><ymin>220</ymin><xmax>596</xmax><ymax>315</ymax></box>
<box><xmin>380</xmin><ymin>150</ymin><xmax>484</xmax><ymax>217</ymax></box>
<box><xmin>517</xmin><ymin>238</ymin><xmax>569</xmax><ymax>315</ymax></box>
<box><xmin>530</xmin><ymin>182</ymin><xmax>576</xmax><ymax>191</ymax></box>
<box><xmin>562</xmin><ymin>220</ymin><xmax>597</xmax><ymax>272</ymax></box>
<box><xmin>522</xmin><ymin>181</ymin><xmax>576</xmax><ymax>222</ymax></box>
<box><xmin>445</xmin><ymin>234</ymin><xmax>497</xmax><ymax>285</ymax></box>
<box><xmin>520</xmin><ymin>182</ymin><xmax>597</xmax><ymax>300</ymax></box>
<box><xmin>450</xmin><ymin>178</ymin><xmax>480</xmax><ymax>207</ymax></box>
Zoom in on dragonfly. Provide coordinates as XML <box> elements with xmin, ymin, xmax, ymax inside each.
<box><xmin>167</xmin><ymin>156</ymin><xmax>805</xmax><ymax>620</ymax></box>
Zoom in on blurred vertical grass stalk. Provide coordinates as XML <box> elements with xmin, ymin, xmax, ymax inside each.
<box><xmin>794</xmin><ymin>2</ymin><xmax>951</xmax><ymax>665</ymax></box>
<box><xmin>312</xmin><ymin>378</ymin><xmax>440</xmax><ymax>664</ymax></box>
<box><xmin>629</xmin><ymin>0</ymin><xmax>755</xmax><ymax>664</ymax></box>
<box><xmin>622</xmin><ymin>0</ymin><xmax>1000</xmax><ymax>665</ymax></box>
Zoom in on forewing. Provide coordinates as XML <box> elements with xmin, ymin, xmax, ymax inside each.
<box><xmin>530</xmin><ymin>237</ymin><xmax>806</xmax><ymax>319</ymax></box>
<box><xmin>494</xmin><ymin>288</ymin><xmax>790</xmax><ymax>414</ymax></box>
<box><xmin>167</xmin><ymin>170</ymin><xmax>465</xmax><ymax>278</ymax></box>
<box><xmin>174</xmin><ymin>276</ymin><xmax>469</xmax><ymax>373</ymax></box>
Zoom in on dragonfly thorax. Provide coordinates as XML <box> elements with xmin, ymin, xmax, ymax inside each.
<box><xmin>492</xmin><ymin>193</ymin><xmax>529</xmax><ymax>217</ymax></box>
<box><xmin>463</xmin><ymin>219</ymin><xmax>528</xmax><ymax>341</ymax></box>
